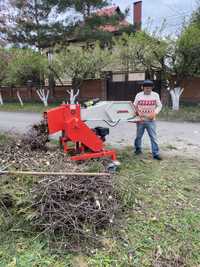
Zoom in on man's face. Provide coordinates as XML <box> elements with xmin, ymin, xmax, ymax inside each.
<box><xmin>143</xmin><ymin>86</ymin><xmax>153</xmax><ymax>95</ymax></box>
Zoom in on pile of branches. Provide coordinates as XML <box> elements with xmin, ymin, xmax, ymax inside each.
<box><xmin>0</xmin><ymin>131</ymin><xmax>119</xmax><ymax>251</ymax></box>
<box><xmin>22</xmin><ymin>120</ymin><xmax>49</xmax><ymax>151</ymax></box>
<box><xmin>30</xmin><ymin>174</ymin><xmax>119</xmax><ymax>250</ymax></box>
<box><xmin>0</xmin><ymin>136</ymin><xmax>78</xmax><ymax>173</ymax></box>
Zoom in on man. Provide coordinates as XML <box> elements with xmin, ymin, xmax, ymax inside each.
<box><xmin>133</xmin><ymin>80</ymin><xmax>162</xmax><ymax>160</ymax></box>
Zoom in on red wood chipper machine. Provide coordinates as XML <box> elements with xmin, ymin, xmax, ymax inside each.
<box><xmin>44</xmin><ymin>92</ymin><xmax>138</xmax><ymax>170</ymax></box>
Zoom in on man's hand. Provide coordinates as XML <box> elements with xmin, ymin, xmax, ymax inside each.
<box><xmin>147</xmin><ymin>112</ymin><xmax>156</xmax><ymax>120</ymax></box>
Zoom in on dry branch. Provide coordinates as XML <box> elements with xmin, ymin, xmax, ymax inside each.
<box><xmin>0</xmin><ymin>126</ymin><xmax>119</xmax><ymax>251</ymax></box>
<box><xmin>0</xmin><ymin>170</ymin><xmax>110</xmax><ymax>176</ymax></box>
<box><xmin>29</xmin><ymin>174</ymin><xmax>119</xmax><ymax>250</ymax></box>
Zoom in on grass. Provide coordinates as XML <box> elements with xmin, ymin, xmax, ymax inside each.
<box><xmin>114</xmin><ymin>149</ymin><xmax>200</xmax><ymax>266</ymax></box>
<box><xmin>0</xmin><ymin>103</ymin><xmax>200</xmax><ymax>122</ymax></box>
<box><xmin>158</xmin><ymin>105</ymin><xmax>200</xmax><ymax>122</ymax></box>
<box><xmin>0</xmin><ymin>102</ymin><xmax>59</xmax><ymax>113</ymax></box>
<box><xmin>1</xmin><ymin>135</ymin><xmax>200</xmax><ymax>266</ymax></box>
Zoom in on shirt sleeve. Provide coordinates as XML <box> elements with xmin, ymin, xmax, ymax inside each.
<box><xmin>133</xmin><ymin>94</ymin><xmax>139</xmax><ymax>107</ymax></box>
<box><xmin>155</xmin><ymin>93</ymin><xmax>162</xmax><ymax>114</ymax></box>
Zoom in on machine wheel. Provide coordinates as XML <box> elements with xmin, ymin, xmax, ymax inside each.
<box><xmin>107</xmin><ymin>160</ymin><xmax>121</xmax><ymax>173</ymax></box>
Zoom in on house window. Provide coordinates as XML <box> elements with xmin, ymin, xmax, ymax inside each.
<box><xmin>128</xmin><ymin>72</ymin><xmax>145</xmax><ymax>81</ymax></box>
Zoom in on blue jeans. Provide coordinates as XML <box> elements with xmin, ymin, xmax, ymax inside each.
<box><xmin>134</xmin><ymin>121</ymin><xmax>159</xmax><ymax>157</ymax></box>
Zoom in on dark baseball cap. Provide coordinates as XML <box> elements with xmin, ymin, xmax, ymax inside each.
<box><xmin>142</xmin><ymin>80</ymin><xmax>154</xmax><ymax>87</ymax></box>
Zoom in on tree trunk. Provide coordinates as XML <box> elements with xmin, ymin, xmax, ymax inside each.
<box><xmin>36</xmin><ymin>88</ymin><xmax>49</xmax><ymax>107</ymax></box>
<box><xmin>161</xmin><ymin>87</ymin><xmax>170</xmax><ymax>107</ymax></box>
<box><xmin>16</xmin><ymin>90</ymin><xmax>23</xmax><ymax>106</ymax></box>
<box><xmin>169</xmin><ymin>87</ymin><xmax>184</xmax><ymax>111</ymax></box>
<box><xmin>72</xmin><ymin>78</ymin><xmax>81</xmax><ymax>91</ymax></box>
<box><xmin>67</xmin><ymin>89</ymin><xmax>80</xmax><ymax>104</ymax></box>
<box><xmin>0</xmin><ymin>90</ymin><xmax>3</xmax><ymax>105</ymax></box>
<box><xmin>71</xmin><ymin>78</ymin><xmax>81</xmax><ymax>103</ymax></box>
<box><xmin>47</xmin><ymin>51</ymin><xmax>55</xmax><ymax>100</ymax></box>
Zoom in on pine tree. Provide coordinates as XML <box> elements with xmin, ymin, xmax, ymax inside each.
<box><xmin>191</xmin><ymin>3</ymin><xmax>200</xmax><ymax>26</ymax></box>
<box><xmin>47</xmin><ymin>0</ymin><xmax>109</xmax><ymax>18</ymax></box>
<box><xmin>1</xmin><ymin>0</ymin><xmax>72</xmax><ymax>50</ymax></box>
<box><xmin>43</xmin><ymin>0</ymin><xmax>133</xmax><ymax>45</ymax></box>
<box><xmin>74</xmin><ymin>7</ymin><xmax>133</xmax><ymax>45</ymax></box>
<box><xmin>1</xmin><ymin>0</ymin><xmax>133</xmax><ymax>48</ymax></box>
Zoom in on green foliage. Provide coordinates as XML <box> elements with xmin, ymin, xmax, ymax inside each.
<box><xmin>53</xmin><ymin>0</ymin><xmax>110</xmax><ymax>17</ymax></box>
<box><xmin>3</xmin><ymin>0</ymin><xmax>130</xmax><ymax>48</ymax></box>
<box><xmin>113</xmin><ymin>31</ymin><xmax>168</xmax><ymax>76</ymax></box>
<box><xmin>73</xmin><ymin>9</ymin><xmax>133</xmax><ymax>44</ymax></box>
<box><xmin>0</xmin><ymin>48</ymin><xmax>12</xmax><ymax>85</ymax></box>
<box><xmin>191</xmin><ymin>2</ymin><xmax>200</xmax><ymax>26</ymax></box>
<box><xmin>113</xmin><ymin>23</ymin><xmax>200</xmax><ymax>85</ymax></box>
<box><xmin>53</xmin><ymin>43</ymin><xmax>112</xmax><ymax>89</ymax></box>
<box><xmin>175</xmin><ymin>23</ymin><xmax>200</xmax><ymax>78</ymax></box>
<box><xmin>113</xmin><ymin>12</ymin><xmax>200</xmax><ymax>82</ymax></box>
<box><xmin>3</xmin><ymin>0</ymin><xmax>69</xmax><ymax>49</ymax></box>
<box><xmin>3</xmin><ymin>49</ymin><xmax>49</xmax><ymax>87</ymax></box>
<box><xmin>42</xmin><ymin>0</ymin><xmax>132</xmax><ymax>45</ymax></box>
<box><xmin>164</xmin><ymin>3</ymin><xmax>200</xmax><ymax>82</ymax></box>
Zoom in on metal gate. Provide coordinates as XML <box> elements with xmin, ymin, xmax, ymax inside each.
<box><xmin>106</xmin><ymin>73</ymin><xmax>161</xmax><ymax>101</ymax></box>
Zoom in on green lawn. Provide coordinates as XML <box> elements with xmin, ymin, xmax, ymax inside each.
<box><xmin>0</xmin><ymin>136</ymin><xmax>200</xmax><ymax>266</ymax></box>
<box><xmin>0</xmin><ymin>102</ymin><xmax>199</xmax><ymax>122</ymax></box>
<box><xmin>158</xmin><ymin>105</ymin><xmax>200</xmax><ymax>122</ymax></box>
<box><xmin>0</xmin><ymin>102</ymin><xmax>58</xmax><ymax>113</ymax></box>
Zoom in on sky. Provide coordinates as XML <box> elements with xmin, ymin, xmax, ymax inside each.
<box><xmin>112</xmin><ymin>0</ymin><xmax>198</xmax><ymax>35</ymax></box>
<box><xmin>0</xmin><ymin>0</ymin><xmax>197</xmax><ymax>37</ymax></box>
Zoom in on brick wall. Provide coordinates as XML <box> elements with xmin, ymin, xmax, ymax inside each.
<box><xmin>0</xmin><ymin>77</ymin><xmax>199</xmax><ymax>104</ymax></box>
<box><xmin>0</xmin><ymin>79</ymin><xmax>105</xmax><ymax>103</ymax></box>
<box><xmin>161</xmin><ymin>77</ymin><xmax>200</xmax><ymax>105</ymax></box>
<box><xmin>181</xmin><ymin>77</ymin><xmax>200</xmax><ymax>103</ymax></box>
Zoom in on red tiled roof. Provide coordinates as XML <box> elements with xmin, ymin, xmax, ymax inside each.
<box><xmin>95</xmin><ymin>6</ymin><xmax>118</xmax><ymax>16</ymax></box>
<box><xmin>95</xmin><ymin>6</ymin><xmax>130</xmax><ymax>33</ymax></box>
<box><xmin>99</xmin><ymin>21</ymin><xmax>129</xmax><ymax>32</ymax></box>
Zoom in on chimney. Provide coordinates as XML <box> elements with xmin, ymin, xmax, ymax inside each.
<box><xmin>134</xmin><ymin>1</ymin><xmax>142</xmax><ymax>31</ymax></box>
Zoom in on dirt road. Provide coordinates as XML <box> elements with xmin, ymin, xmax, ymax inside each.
<box><xmin>0</xmin><ymin>111</ymin><xmax>199</xmax><ymax>157</ymax></box>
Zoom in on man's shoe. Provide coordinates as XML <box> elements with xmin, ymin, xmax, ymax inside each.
<box><xmin>153</xmin><ymin>155</ymin><xmax>162</xmax><ymax>160</ymax></box>
<box><xmin>135</xmin><ymin>149</ymin><xmax>142</xmax><ymax>155</ymax></box>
